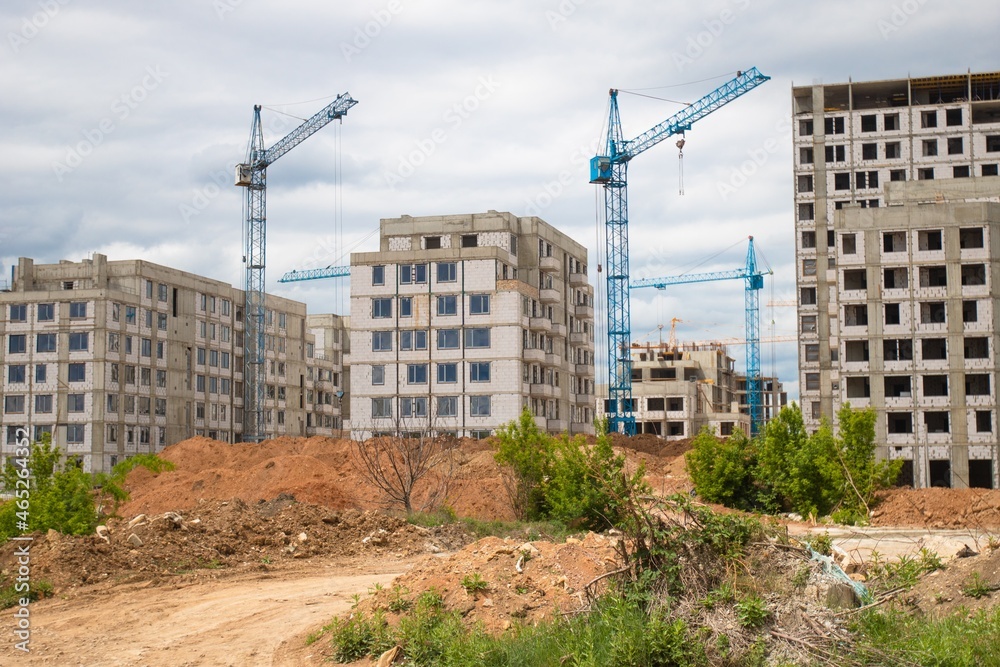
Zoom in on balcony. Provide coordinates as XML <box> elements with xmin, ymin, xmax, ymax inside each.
<box><xmin>573</xmin><ymin>393</ymin><xmax>593</xmax><ymax>405</ymax></box>
<box><xmin>539</xmin><ymin>288</ymin><xmax>560</xmax><ymax>303</ymax></box>
<box><xmin>575</xmin><ymin>363</ymin><xmax>593</xmax><ymax>376</ymax></box>
<box><xmin>569</xmin><ymin>272</ymin><xmax>588</xmax><ymax>287</ymax></box>
<box><xmin>522</xmin><ymin>348</ymin><xmax>545</xmax><ymax>363</ymax></box>
<box><xmin>529</xmin><ymin>317</ymin><xmax>552</xmax><ymax>333</ymax></box>
<box><xmin>550</xmin><ymin>322</ymin><xmax>567</xmax><ymax>338</ymax></box>
<box><xmin>530</xmin><ymin>383</ymin><xmax>556</xmax><ymax>398</ymax></box>
<box><xmin>575</xmin><ymin>303</ymin><xmax>594</xmax><ymax>319</ymax></box>
<box><xmin>570</xmin><ymin>331</ymin><xmax>589</xmax><ymax>345</ymax></box>
<box><xmin>539</xmin><ymin>256</ymin><xmax>561</xmax><ymax>273</ymax></box>
<box><xmin>547</xmin><ymin>418</ymin><xmax>568</xmax><ymax>432</ymax></box>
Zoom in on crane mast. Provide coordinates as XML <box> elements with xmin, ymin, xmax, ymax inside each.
<box><xmin>591</xmin><ymin>68</ymin><xmax>769</xmax><ymax>435</ymax></box>
<box><xmin>236</xmin><ymin>93</ymin><xmax>357</xmax><ymax>442</ymax></box>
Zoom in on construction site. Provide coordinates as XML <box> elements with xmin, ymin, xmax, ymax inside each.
<box><xmin>2</xmin><ymin>55</ymin><xmax>1000</xmax><ymax>665</ymax></box>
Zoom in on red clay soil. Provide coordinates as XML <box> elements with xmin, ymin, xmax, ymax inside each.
<box><xmin>871</xmin><ymin>487</ymin><xmax>1000</xmax><ymax>530</ymax></box>
<box><xmin>119</xmin><ymin>435</ymin><xmax>695</xmax><ymax>522</ymax></box>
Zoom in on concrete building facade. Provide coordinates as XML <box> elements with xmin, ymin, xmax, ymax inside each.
<box><xmin>349</xmin><ymin>211</ymin><xmax>596</xmax><ymax>438</ymax></box>
<box><xmin>793</xmin><ymin>70</ymin><xmax>1000</xmax><ymax>488</ymax></box>
<box><xmin>0</xmin><ymin>255</ymin><xmax>347</xmax><ymax>472</ymax></box>
<box><xmin>601</xmin><ymin>342</ymin><xmax>752</xmax><ymax>439</ymax></box>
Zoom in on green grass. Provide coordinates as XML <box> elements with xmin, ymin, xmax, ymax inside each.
<box><xmin>844</xmin><ymin>606</ymin><xmax>1000</xmax><ymax>666</ymax></box>
<box><xmin>0</xmin><ymin>579</ymin><xmax>53</xmax><ymax>609</ymax></box>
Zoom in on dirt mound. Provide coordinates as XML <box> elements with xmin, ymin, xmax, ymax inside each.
<box><xmin>871</xmin><ymin>487</ymin><xmax>1000</xmax><ymax>529</ymax></box>
<box><xmin>352</xmin><ymin>532</ymin><xmax>620</xmax><ymax>633</ymax></box>
<box><xmin>0</xmin><ymin>497</ymin><xmax>475</xmax><ymax>592</ymax></box>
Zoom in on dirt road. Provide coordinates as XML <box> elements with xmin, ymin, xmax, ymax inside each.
<box><xmin>0</xmin><ymin>558</ymin><xmax>407</xmax><ymax>666</ymax></box>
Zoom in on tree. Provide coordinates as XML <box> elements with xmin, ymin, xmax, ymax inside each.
<box><xmin>352</xmin><ymin>414</ymin><xmax>455</xmax><ymax>514</ymax></box>
<box><xmin>493</xmin><ymin>408</ymin><xmax>553</xmax><ymax>520</ymax></box>
<box><xmin>685</xmin><ymin>427</ymin><xmax>757</xmax><ymax>510</ymax></box>
<box><xmin>834</xmin><ymin>403</ymin><xmax>902</xmax><ymax>522</ymax></box>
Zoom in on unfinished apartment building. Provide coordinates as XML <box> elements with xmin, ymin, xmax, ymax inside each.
<box><xmin>601</xmin><ymin>342</ymin><xmax>751</xmax><ymax>439</ymax></box>
<box><xmin>349</xmin><ymin>211</ymin><xmax>596</xmax><ymax>438</ymax></box>
<box><xmin>0</xmin><ymin>254</ymin><xmax>347</xmax><ymax>473</ymax></box>
<box><xmin>793</xmin><ymin>70</ymin><xmax>1000</xmax><ymax>488</ymax></box>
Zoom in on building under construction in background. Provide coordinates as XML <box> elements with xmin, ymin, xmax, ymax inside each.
<box><xmin>793</xmin><ymin>69</ymin><xmax>1000</xmax><ymax>489</ymax></box>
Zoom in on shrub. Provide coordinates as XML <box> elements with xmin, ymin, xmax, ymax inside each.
<box><xmin>685</xmin><ymin>427</ymin><xmax>757</xmax><ymax>510</ymax></box>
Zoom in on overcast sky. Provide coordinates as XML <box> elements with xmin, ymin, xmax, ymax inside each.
<box><xmin>2</xmin><ymin>0</ymin><xmax>998</xmax><ymax>401</ymax></box>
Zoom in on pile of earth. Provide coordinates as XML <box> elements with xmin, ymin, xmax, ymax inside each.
<box><xmin>117</xmin><ymin>434</ymin><xmax>694</xmax><ymax>520</ymax></box>
<box><xmin>0</xmin><ymin>496</ymin><xmax>475</xmax><ymax>592</ymax></box>
<box><xmin>871</xmin><ymin>487</ymin><xmax>1000</xmax><ymax>529</ymax></box>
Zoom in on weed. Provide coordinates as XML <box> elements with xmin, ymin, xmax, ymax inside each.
<box><xmin>387</xmin><ymin>585</ymin><xmax>412</xmax><ymax>612</ymax></box>
<box><xmin>328</xmin><ymin>609</ymin><xmax>394</xmax><ymax>662</ymax></box>
<box><xmin>406</xmin><ymin>506</ymin><xmax>457</xmax><ymax>527</ymax></box>
<box><xmin>792</xmin><ymin>564</ymin><xmax>811</xmax><ymax>589</ymax></box>
<box><xmin>700</xmin><ymin>581</ymin><xmax>735</xmax><ymax>609</ymax></box>
<box><xmin>260</xmin><ymin>556</ymin><xmax>271</xmax><ymax>565</ymax></box>
<box><xmin>867</xmin><ymin>548</ymin><xmax>944</xmax><ymax>593</ymax></box>
<box><xmin>804</xmin><ymin>531</ymin><xmax>832</xmax><ymax>556</ymax></box>
<box><xmin>460</xmin><ymin>572</ymin><xmax>489</xmax><ymax>595</ymax></box>
<box><xmin>735</xmin><ymin>594</ymin><xmax>770</xmax><ymax>629</ymax></box>
<box><xmin>0</xmin><ymin>579</ymin><xmax>55</xmax><ymax>609</ymax></box>
<box><xmin>961</xmin><ymin>572</ymin><xmax>994</xmax><ymax>599</ymax></box>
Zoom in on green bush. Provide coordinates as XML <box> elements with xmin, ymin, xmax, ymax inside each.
<box><xmin>685</xmin><ymin>427</ymin><xmax>757</xmax><ymax>510</ymax></box>
<box><xmin>493</xmin><ymin>408</ymin><xmax>553</xmax><ymax>520</ymax></box>
<box><xmin>0</xmin><ymin>435</ymin><xmax>176</xmax><ymax>543</ymax></box>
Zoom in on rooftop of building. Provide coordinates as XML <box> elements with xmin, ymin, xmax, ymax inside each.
<box><xmin>792</xmin><ymin>69</ymin><xmax>1000</xmax><ymax>113</ymax></box>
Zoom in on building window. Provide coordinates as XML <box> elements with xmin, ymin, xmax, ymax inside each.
<box><xmin>9</xmin><ymin>304</ymin><xmax>27</xmax><ymax>322</ymax></box>
<box><xmin>963</xmin><ymin>300</ymin><xmax>978</xmax><ymax>322</ymax></box>
<box><xmin>797</xmin><ymin>174</ymin><xmax>813</xmax><ymax>192</ymax></box>
<box><xmin>399</xmin><ymin>297</ymin><xmax>412</xmax><ymax>317</ymax></box>
<box><xmin>69</xmin><ymin>302</ymin><xmax>87</xmax><ymax>318</ymax></box>
<box><xmin>918</xmin><ymin>168</ymin><xmax>934</xmax><ymax>180</ymax></box>
<box><xmin>953</xmin><ymin>165</ymin><xmax>971</xmax><ymax>178</ymax></box>
<box><xmin>841</xmin><ymin>234</ymin><xmax>857</xmax><ymax>255</ymax></box>
<box><xmin>469</xmin><ymin>294</ymin><xmax>490</xmax><ymax>314</ymax></box>
<box><xmin>799</xmin><ymin>147</ymin><xmax>813</xmax><ymax>164</ymax></box>
<box><xmin>372</xmin><ymin>365</ymin><xmax>385</xmax><ymax>385</ymax></box>
<box><xmin>4</xmin><ymin>396</ymin><xmax>25</xmax><ymax>414</ymax></box>
<box><xmin>961</xmin><ymin>264</ymin><xmax>987</xmax><ymax>286</ymax></box>
<box><xmin>437</xmin><ymin>363</ymin><xmax>457</xmax><ymax>383</ymax></box>
<box><xmin>801</xmin><ymin>231</ymin><xmax>816</xmax><ymax>249</ymax></box>
<box><xmin>983</xmin><ymin>164</ymin><xmax>999</xmax><ymax>176</ymax></box>
<box><xmin>966</xmin><ymin>374</ymin><xmax>991</xmax><ymax>396</ymax></box>
<box><xmin>798</xmin><ymin>203</ymin><xmax>814</xmax><ymax>220</ymax></box>
<box><xmin>35</xmin><ymin>364</ymin><xmax>46</xmax><ymax>382</ymax></box>
<box><xmin>371</xmin><ymin>398</ymin><xmax>392</xmax><ymax>418</ymax></box>
<box><xmin>470</xmin><ymin>362</ymin><xmax>490</xmax><ymax>383</ymax></box>
<box><xmin>437</xmin><ymin>262</ymin><xmax>457</xmax><ymax>283</ymax></box>
<box><xmin>66</xmin><ymin>424</ymin><xmax>85</xmax><ymax>444</ymax></box>
<box><xmin>372</xmin><ymin>331</ymin><xmax>393</xmax><ymax>351</ymax></box>
<box><xmin>437</xmin><ymin>329</ymin><xmax>460</xmax><ymax>349</ymax></box>
<box><xmin>800</xmin><ymin>287</ymin><xmax>817</xmax><ymax>305</ymax></box>
<box><xmin>7</xmin><ymin>365</ymin><xmax>26</xmax><ymax>383</ymax></box>
<box><xmin>437</xmin><ymin>396</ymin><xmax>457</xmax><ymax>417</ymax></box>
<box><xmin>805</xmin><ymin>373</ymin><xmax>820</xmax><ymax>391</ymax></box>
<box><xmin>437</xmin><ymin>295</ymin><xmax>457</xmax><ymax>316</ymax></box>
<box><xmin>8</xmin><ymin>334</ymin><xmax>27</xmax><ymax>354</ymax></box>
<box><xmin>68</xmin><ymin>363</ymin><xmax>86</xmax><ymax>382</ymax></box>
<box><xmin>834</xmin><ymin>172</ymin><xmax>850</xmax><ymax>190</ymax></box>
<box><xmin>826</xmin><ymin>145</ymin><xmax>846</xmax><ymax>162</ymax></box>
<box><xmin>824</xmin><ymin>116</ymin><xmax>845</xmax><ymax>134</ymax></box>
<box><xmin>372</xmin><ymin>298</ymin><xmax>392</xmax><ymax>318</ymax></box>
<box><xmin>801</xmin><ymin>315</ymin><xmax>817</xmax><ymax>333</ymax></box>
<box><xmin>400</xmin><ymin>396</ymin><xmax>428</xmax><ymax>418</ymax></box>
<box><xmin>922</xmin><ymin>139</ymin><xmax>938</xmax><ymax>157</ymax></box>
<box><xmin>976</xmin><ymin>411</ymin><xmax>992</xmax><ymax>433</ymax></box>
<box><xmin>799</xmin><ymin>119</ymin><xmax>813</xmax><ymax>135</ymax></box>
<box><xmin>470</xmin><ymin>395</ymin><xmax>491</xmax><ymax>417</ymax></box>
<box><xmin>372</xmin><ymin>265</ymin><xmax>385</xmax><ymax>286</ymax></box>
<box><xmin>920</xmin><ymin>110</ymin><xmax>937</xmax><ymax>128</ymax></box>
<box><xmin>918</xmin><ymin>230</ymin><xmax>943</xmax><ymax>251</ymax></box>
<box><xmin>407</xmin><ymin>364</ymin><xmax>428</xmax><ymax>384</ymax></box>
<box><xmin>400</xmin><ymin>330</ymin><xmax>427</xmax><ymax>351</ymax></box>
<box><xmin>885</xmin><ymin>142</ymin><xmax>901</xmax><ymax>159</ymax></box>
<box><xmin>464</xmin><ymin>328</ymin><xmax>490</xmax><ymax>349</ymax></box>
<box><xmin>960</xmin><ymin>227</ymin><xmax>985</xmax><ymax>249</ymax></box>
<box><xmin>884</xmin><ymin>303</ymin><xmax>901</xmax><ymax>325</ymax></box>
<box><xmin>855</xmin><ymin>171</ymin><xmax>878</xmax><ymax>189</ymax></box>
<box><xmin>461</xmin><ymin>234</ymin><xmax>478</xmax><ymax>248</ymax></box>
<box><xmin>925</xmin><ymin>411</ymin><xmax>949</xmax><ymax>433</ymax></box>
<box><xmin>158</xmin><ymin>313</ymin><xmax>168</xmax><ymax>330</ymax></box>
<box><xmin>947</xmin><ymin>137</ymin><xmax>964</xmax><ymax>155</ymax></box>
<box><xmin>862</xmin><ymin>143</ymin><xmax>878</xmax><ymax>159</ymax></box>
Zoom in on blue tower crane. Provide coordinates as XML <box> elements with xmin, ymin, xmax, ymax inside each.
<box><xmin>278</xmin><ymin>265</ymin><xmax>351</xmax><ymax>283</ymax></box>
<box><xmin>590</xmin><ymin>68</ymin><xmax>769</xmax><ymax>435</ymax></box>
<box><xmin>236</xmin><ymin>92</ymin><xmax>358</xmax><ymax>442</ymax></box>
<box><xmin>631</xmin><ymin>237</ymin><xmax>771</xmax><ymax>436</ymax></box>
